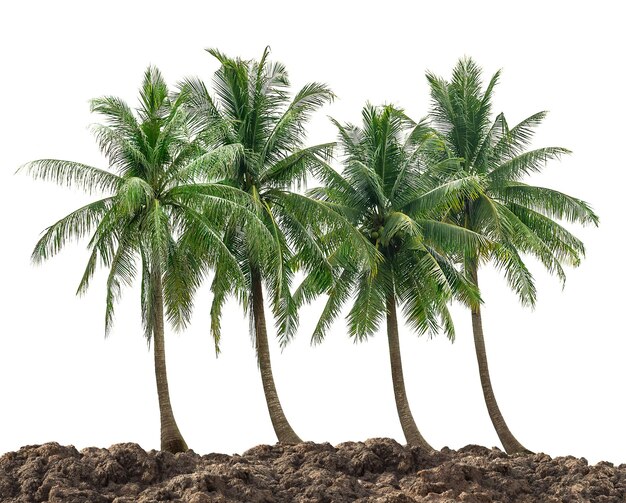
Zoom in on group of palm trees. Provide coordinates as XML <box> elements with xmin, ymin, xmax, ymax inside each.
<box><xmin>22</xmin><ymin>48</ymin><xmax>598</xmax><ymax>456</ymax></box>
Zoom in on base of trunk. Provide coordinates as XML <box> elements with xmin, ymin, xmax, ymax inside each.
<box><xmin>161</xmin><ymin>437</ymin><xmax>188</xmax><ymax>454</ymax></box>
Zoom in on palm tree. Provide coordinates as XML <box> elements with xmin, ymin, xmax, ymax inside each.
<box><xmin>297</xmin><ymin>104</ymin><xmax>486</xmax><ymax>450</ymax></box>
<box><xmin>426</xmin><ymin>58</ymin><xmax>599</xmax><ymax>453</ymax></box>
<box><xmin>21</xmin><ymin>67</ymin><xmax>259</xmax><ymax>453</ymax></box>
<box><xmin>181</xmin><ymin>48</ymin><xmax>372</xmax><ymax>443</ymax></box>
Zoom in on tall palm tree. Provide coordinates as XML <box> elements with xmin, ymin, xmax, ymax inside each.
<box><xmin>181</xmin><ymin>48</ymin><xmax>372</xmax><ymax>443</ymax></box>
<box><xmin>297</xmin><ymin>104</ymin><xmax>486</xmax><ymax>450</ymax></box>
<box><xmin>426</xmin><ymin>58</ymin><xmax>599</xmax><ymax>453</ymax></box>
<box><xmin>21</xmin><ymin>67</ymin><xmax>260</xmax><ymax>453</ymax></box>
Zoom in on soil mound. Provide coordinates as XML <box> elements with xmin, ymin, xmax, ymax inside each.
<box><xmin>1</xmin><ymin>439</ymin><xmax>624</xmax><ymax>502</ymax></box>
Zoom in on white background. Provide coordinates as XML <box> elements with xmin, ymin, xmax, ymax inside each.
<box><xmin>1</xmin><ymin>1</ymin><xmax>624</xmax><ymax>464</ymax></box>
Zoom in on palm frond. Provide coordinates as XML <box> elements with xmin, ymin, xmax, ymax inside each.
<box><xmin>489</xmin><ymin>243</ymin><xmax>537</xmax><ymax>307</ymax></box>
<box><xmin>496</xmin><ymin>182</ymin><xmax>599</xmax><ymax>226</ymax></box>
<box><xmin>309</xmin><ymin>268</ymin><xmax>357</xmax><ymax>345</ymax></box>
<box><xmin>420</xmin><ymin>219</ymin><xmax>490</xmax><ymax>254</ymax></box>
<box><xmin>260</xmin><ymin>143</ymin><xmax>335</xmax><ymax>189</ymax></box>
<box><xmin>104</xmin><ymin>235</ymin><xmax>137</xmax><ymax>336</ymax></box>
<box><xmin>31</xmin><ymin>198</ymin><xmax>114</xmax><ymax>264</ymax></box>
<box><xmin>489</xmin><ymin>147</ymin><xmax>571</xmax><ymax>182</ymax></box>
<box><xmin>346</xmin><ymin>272</ymin><xmax>385</xmax><ymax>342</ymax></box>
<box><xmin>163</xmin><ymin>237</ymin><xmax>204</xmax><ymax>331</ymax></box>
<box><xmin>19</xmin><ymin>159</ymin><xmax>122</xmax><ymax>194</ymax></box>
<box><xmin>167</xmin><ymin>144</ymin><xmax>243</xmax><ymax>185</ymax></box>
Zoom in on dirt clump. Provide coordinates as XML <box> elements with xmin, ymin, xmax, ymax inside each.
<box><xmin>1</xmin><ymin>438</ymin><xmax>624</xmax><ymax>502</ymax></box>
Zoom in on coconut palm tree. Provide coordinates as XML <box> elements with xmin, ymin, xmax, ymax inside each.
<box><xmin>297</xmin><ymin>103</ymin><xmax>487</xmax><ymax>450</ymax></box>
<box><xmin>181</xmin><ymin>48</ymin><xmax>373</xmax><ymax>443</ymax></box>
<box><xmin>21</xmin><ymin>67</ymin><xmax>262</xmax><ymax>453</ymax></box>
<box><xmin>425</xmin><ymin>57</ymin><xmax>599</xmax><ymax>453</ymax></box>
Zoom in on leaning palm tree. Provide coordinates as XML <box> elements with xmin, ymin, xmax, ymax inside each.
<box><xmin>181</xmin><ymin>48</ymin><xmax>373</xmax><ymax>443</ymax></box>
<box><xmin>297</xmin><ymin>104</ymin><xmax>486</xmax><ymax>450</ymax></box>
<box><xmin>426</xmin><ymin>57</ymin><xmax>599</xmax><ymax>453</ymax></box>
<box><xmin>21</xmin><ymin>67</ymin><xmax>260</xmax><ymax>453</ymax></box>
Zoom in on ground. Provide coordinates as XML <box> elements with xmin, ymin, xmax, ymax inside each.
<box><xmin>1</xmin><ymin>439</ymin><xmax>624</xmax><ymax>502</ymax></box>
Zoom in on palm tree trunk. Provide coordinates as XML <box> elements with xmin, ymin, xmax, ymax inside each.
<box><xmin>386</xmin><ymin>292</ymin><xmax>433</xmax><ymax>451</ymax></box>
<box><xmin>152</xmin><ymin>265</ymin><xmax>188</xmax><ymax>453</ymax></box>
<box><xmin>250</xmin><ymin>267</ymin><xmax>302</xmax><ymax>443</ymax></box>
<box><xmin>468</xmin><ymin>263</ymin><xmax>531</xmax><ymax>454</ymax></box>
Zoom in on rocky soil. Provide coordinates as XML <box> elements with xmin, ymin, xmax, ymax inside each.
<box><xmin>1</xmin><ymin>439</ymin><xmax>624</xmax><ymax>502</ymax></box>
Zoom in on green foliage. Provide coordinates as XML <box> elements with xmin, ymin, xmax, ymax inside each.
<box><xmin>426</xmin><ymin>57</ymin><xmax>599</xmax><ymax>302</ymax></box>
<box><xmin>21</xmin><ymin>66</ymin><xmax>264</xmax><ymax>342</ymax></box>
<box><xmin>181</xmin><ymin>47</ymin><xmax>374</xmax><ymax>352</ymax></box>
<box><xmin>300</xmin><ymin>103</ymin><xmax>485</xmax><ymax>344</ymax></box>
<box><xmin>22</xmin><ymin>52</ymin><xmax>598</xmax><ymax>428</ymax></box>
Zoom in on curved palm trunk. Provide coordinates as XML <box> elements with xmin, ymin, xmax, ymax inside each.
<box><xmin>153</xmin><ymin>267</ymin><xmax>188</xmax><ymax>453</ymax></box>
<box><xmin>469</xmin><ymin>263</ymin><xmax>531</xmax><ymax>454</ymax></box>
<box><xmin>386</xmin><ymin>292</ymin><xmax>434</xmax><ymax>451</ymax></box>
<box><xmin>250</xmin><ymin>267</ymin><xmax>302</xmax><ymax>443</ymax></box>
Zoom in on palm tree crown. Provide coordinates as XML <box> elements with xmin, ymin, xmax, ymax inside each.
<box><xmin>427</xmin><ymin>57</ymin><xmax>598</xmax><ymax>297</ymax></box>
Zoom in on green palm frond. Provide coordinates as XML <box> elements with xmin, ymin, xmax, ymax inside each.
<box><xmin>206</xmin><ymin>48</ymin><xmax>253</xmax><ymax>130</ymax></box>
<box><xmin>491</xmin><ymin>200</ymin><xmax>567</xmax><ymax>283</ymax></box>
<box><xmin>138</xmin><ymin>66</ymin><xmax>169</xmax><ymax>122</ymax></box>
<box><xmin>506</xmin><ymin>203</ymin><xmax>586</xmax><ymax>267</ymax></box>
<box><xmin>402</xmin><ymin>175</ymin><xmax>483</xmax><ymax>216</ymax></box>
<box><xmin>490</xmin><ymin>111</ymin><xmax>548</xmax><ymax>163</ymax></box>
<box><xmin>421</xmin><ymin>245</ymin><xmax>481</xmax><ymax>310</ymax></box>
<box><xmin>488</xmin><ymin>147</ymin><xmax>571</xmax><ymax>182</ymax></box>
<box><xmin>105</xmin><ymin>233</ymin><xmax>137</xmax><ymax>336</ymax></box>
<box><xmin>489</xmin><ymin>243</ymin><xmax>536</xmax><ymax>307</ymax></box>
<box><xmin>76</xmin><ymin>209</ymin><xmax>125</xmax><ymax>296</ymax></box>
<box><xmin>209</xmin><ymin>262</ymin><xmax>230</xmax><ymax>355</ymax></box>
<box><xmin>347</xmin><ymin>272</ymin><xmax>386</xmax><ymax>342</ymax></box>
<box><xmin>117</xmin><ymin>177</ymin><xmax>154</xmax><ymax>216</ymax></box>
<box><xmin>380</xmin><ymin>211</ymin><xmax>421</xmax><ymax>243</ymax></box>
<box><xmin>163</xmin><ymin>237</ymin><xmax>204</xmax><ymax>331</ymax></box>
<box><xmin>31</xmin><ymin>198</ymin><xmax>114</xmax><ymax>264</ymax></box>
<box><xmin>90</xmin><ymin>96</ymin><xmax>146</xmax><ymax>140</ymax></box>
<box><xmin>90</xmin><ymin>124</ymin><xmax>151</xmax><ymax>179</ymax></box>
<box><xmin>395</xmin><ymin>253</ymin><xmax>450</xmax><ymax>338</ymax></box>
<box><xmin>261</xmin><ymin>83</ymin><xmax>335</xmax><ymax>167</ymax></box>
<box><xmin>308</xmin><ymin>268</ymin><xmax>358</xmax><ymax>345</ymax></box>
<box><xmin>260</xmin><ymin>143</ymin><xmax>335</xmax><ymax>189</ymax></box>
<box><xmin>268</xmin><ymin>263</ymin><xmax>299</xmax><ymax>348</ymax></box>
<box><xmin>167</xmin><ymin>144</ymin><xmax>243</xmax><ymax>184</ymax></box>
<box><xmin>496</xmin><ymin>182</ymin><xmax>599</xmax><ymax>226</ymax></box>
<box><xmin>139</xmin><ymin>246</ymin><xmax>155</xmax><ymax>341</ymax></box>
<box><xmin>421</xmin><ymin>220</ymin><xmax>490</xmax><ymax>254</ymax></box>
<box><xmin>173</xmin><ymin>203</ymin><xmax>246</xmax><ymax>286</ymax></box>
<box><xmin>19</xmin><ymin>159</ymin><xmax>122</xmax><ymax>194</ymax></box>
<box><xmin>271</xmin><ymin>200</ymin><xmax>332</xmax><ymax>275</ymax></box>
<box><xmin>343</xmin><ymin>159</ymin><xmax>388</xmax><ymax>209</ymax></box>
<box><xmin>330</xmin><ymin>117</ymin><xmax>365</xmax><ymax>160</ymax></box>
<box><xmin>178</xmin><ymin>76</ymin><xmax>230</xmax><ymax>139</ymax></box>
<box><xmin>273</xmin><ymin>190</ymin><xmax>379</xmax><ymax>265</ymax></box>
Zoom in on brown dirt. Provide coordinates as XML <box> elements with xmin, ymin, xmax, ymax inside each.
<box><xmin>1</xmin><ymin>438</ymin><xmax>624</xmax><ymax>502</ymax></box>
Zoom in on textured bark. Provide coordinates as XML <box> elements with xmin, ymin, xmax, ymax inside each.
<box><xmin>152</xmin><ymin>266</ymin><xmax>188</xmax><ymax>454</ymax></box>
<box><xmin>469</xmin><ymin>263</ymin><xmax>531</xmax><ymax>455</ymax></box>
<box><xmin>251</xmin><ymin>267</ymin><xmax>302</xmax><ymax>443</ymax></box>
<box><xmin>386</xmin><ymin>292</ymin><xmax>434</xmax><ymax>451</ymax></box>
